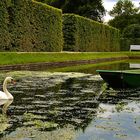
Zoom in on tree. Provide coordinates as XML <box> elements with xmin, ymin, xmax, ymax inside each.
<box><xmin>36</xmin><ymin>0</ymin><xmax>66</xmax><ymax>9</ymax></box>
<box><xmin>122</xmin><ymin>24</ymin><xmax>140</xmax><ymax>38</ymax></box>
<box><xmin>108</xmin><ymin>14</ymin><xmax>140</xmax><ymax>32</ymax></box>
<box><xmin>35</xmin><ymin>0</ymin><xmax>105</xmax><ymax>22</ymax></box>
<box><xmin>109</xmin><ymin>0</ymin><xmax>139</xmax><ymax>17</ymax></box>
<box><xmin>108</xmin><ymin>0</ymin><xmax>140</xmax><ymax>32</ymax></box>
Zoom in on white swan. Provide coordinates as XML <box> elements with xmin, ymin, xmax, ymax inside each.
<box><xmin>0</xmin><ymin>77</ymin><xmax>15</xmax><ymax>100</ymax></box>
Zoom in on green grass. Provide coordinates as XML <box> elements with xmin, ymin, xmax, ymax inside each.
<box><xmin>0</xmin><ymin>52</ymin><xmax>129</xmax><ymax>65</ymax></box>
<box><xmin>125</xmin><ymin>51</ymin><xmax>140</xmax><ymax>57</ymax></box>
<box><xmin>0</xmin><ymin>51</ymin><xmax>139</xmax><ymax>65</ymax></box>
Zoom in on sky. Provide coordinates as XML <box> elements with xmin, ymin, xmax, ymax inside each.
<box><xmin>103</xmin><ymin>0</ymin><xmax>140</xmax><ymax>22</ymax></box>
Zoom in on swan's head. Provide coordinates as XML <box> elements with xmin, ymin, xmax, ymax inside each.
<box><xmin>5</xmin><ymin>77</ymin><xmax>15</xmax><ymax>84</ymax></box>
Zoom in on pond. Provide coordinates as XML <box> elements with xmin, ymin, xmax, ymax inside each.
<box><xmin>0</xmin><ymin>60</ymin><xmax>140</xmax><ymax>140</ymax></box>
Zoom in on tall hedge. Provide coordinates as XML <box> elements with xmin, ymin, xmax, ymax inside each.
<box><xmin>0</xmin><ymin>0</ymin><xmax>63</xmax><ymax>51</ymax></box>
<box><xmin>63</xmin><ymin>14</ymin><xmax>120</xmax><ymax>52</ymax></box>
<box><xmin>0</xmin><ymin>1</ymin><xmax>11</xmax><ymax>50</ymax></box>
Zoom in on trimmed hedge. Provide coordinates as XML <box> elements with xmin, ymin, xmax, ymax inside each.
<box><xmin>120</xmin><ymin>38</ymin><xmax>140</xmax><ymax>51</ymax></box>
<box><xmin>63</xmin><ymin>14</ymin><xmax>120</xmax><ymax>52</ymax></box>
<box><xmin>0</xmin><ymin>0</ymin><xmax>63</xmax><ymax>51</ymax></box>
<box><xmin>0</xmin><ymin>1</ymin><xmax>11</xmax><ymax>50</ymax></box>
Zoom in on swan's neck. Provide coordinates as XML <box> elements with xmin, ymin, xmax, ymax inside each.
<box><xmin>3</xmin><ymin>80</ymin><xmax>13</xmax><ymax>99</ymax></box>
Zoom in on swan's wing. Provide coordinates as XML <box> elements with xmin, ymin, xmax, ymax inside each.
<box><xmin>0</xmin><ymin>99</ymin><xmax>8</xmax><ymax>105</ymax></box>
<box><xmin>0</xmin><ymin>91</ymin><xmax>4</xmax><ymax>94</ymax></box>
<box><xmin>0</xmin><ymin>91</ymin><xmax>8</xmax><ymax>101</ymax></box>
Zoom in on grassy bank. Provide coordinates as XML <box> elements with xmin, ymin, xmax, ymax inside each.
<box><xmin>0</xmin><ymin>52</ymin><xmax>139</xmax><ymax>65</ymax></box>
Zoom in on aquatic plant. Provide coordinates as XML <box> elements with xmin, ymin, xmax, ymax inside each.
<box><xmin>0</xmin><ymin>114</ymin><xmax>11</xmax><ymax>133</ymax></box>
<box><xmin>23</xmin><ymin>112</ymin><xmax>58</xmax><ymax>130</ymax></box>
<box><xmin>115</xmin><ymin>102</ymin><xmax>126</xmax><ymax>112</ymax></box>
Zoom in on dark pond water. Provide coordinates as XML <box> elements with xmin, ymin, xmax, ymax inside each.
<box><xmin>0</xmin><ymin>60</ymin><xmax>140</xmax><ymax>140</ymax></box>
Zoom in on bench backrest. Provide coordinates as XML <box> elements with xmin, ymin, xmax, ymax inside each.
<box><xmin>130</xmin><ymin>45</ymin><xmax>140</xmax><ymax>51</ymax></box>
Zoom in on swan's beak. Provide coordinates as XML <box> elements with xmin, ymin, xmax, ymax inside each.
<box><xmin>11</xmin><ymin>79</ymin><xmax>16</xmax><ymax>84</ymax></box>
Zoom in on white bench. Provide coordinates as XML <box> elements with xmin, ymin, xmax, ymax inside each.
<box><xmin>130</xmin><ymin>63</ymin><xmax>140</xmax><ymax>68</ymax></box>
<box><xmin>130</xmin><ymin>45</ymin><xmax>140</xmax><ymax>51</ymax></box>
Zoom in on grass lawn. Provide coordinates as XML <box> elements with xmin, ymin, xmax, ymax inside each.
<box><xmin>0</xmin><ymin>52</ymin><xmax>139</xmax><ymax>65</ymax></box>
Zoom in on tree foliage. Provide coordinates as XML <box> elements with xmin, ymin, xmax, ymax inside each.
<box><xmin>109</xmin><ymin>0</ymin><xmax>139</xmax><ymax>17</ymax></box>
<box><xmin>108</xmin><ymin>0</ymin><xmax>140</xmax><ymax>33</ymax></box>
<box><xmin>36</xmin><ymin>0</ymin><xmax>105</xmax><ymax>22</ymax></box>
<box><xmin>108</xmin><ymin>14</ymin><xmax>140</xmax><ymax>32</ymax></box>
<box><xmin>36</xmin><ymin>0</ymin><xmax>66</xmax><ymax>8</ymax></box>
<box><xmin>108</xmin><ymin>0</ymin><xmax>140</xmax><ymax>50</ymax></box>
<box><xmin>122</xmin><ymin>24</ymin><xmax>140</xmax><ymax>38</ymax></box>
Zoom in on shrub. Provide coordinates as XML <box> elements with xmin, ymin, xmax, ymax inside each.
<box><xmin>0</xmin><ymin>0</ymin><xmax>63</xmax><ymax>52</ymax></box>
<box><xmin>121</xmin><ymin>24</ymin><xmax>140</xmax><ymax>51</ymax></box>
<box><xmin>63</xmin><ymin>14</ymin><xmax>120</xmax><ymax>52</ymax></box>
<box><xmin>120</xmin><ymin>38</ymin><xmax>140</xmax><ymax>51</ymax></box>
<box><xmin>122</xmin><ymin>24</ymin><xmax>140</xmax><ymax>39</ymax></box>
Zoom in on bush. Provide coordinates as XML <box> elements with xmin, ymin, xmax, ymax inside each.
<box><xmin>0</xmin><ymin>0</ymin><xmax>63</xmax><ymax>52</ymax></box>
<box><xmin>63</xmin><ymin>14</ymin><xmax>120</xmax><ymax>52</ymax></box>
<box><xmin>120</xmin><ymin>38</ymin><xmax>140</xmax><ymax>51</ymax></box>
<box><xmin>122</xmin><ymin>24</ymin><xmax>140</xmax><ymax>39</ymax></box>
<box><xmin>121</xmin><ymin>24</ymin><xmax>140</xmax><ymax>51</ymax></box>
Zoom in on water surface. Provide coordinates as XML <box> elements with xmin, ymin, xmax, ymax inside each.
<box><xmin>0</xmin><ymin>60</ymin><xmax>140</xmax><ymax>140</ymax></box>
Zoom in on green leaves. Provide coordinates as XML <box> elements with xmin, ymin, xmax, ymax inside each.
<box><xmin>122</xmin><ymin>24</ymin><xmax>140</xmax><ymax>39</ymax></box>
<box><xmin>0</xmin><ymin>0</ymin><xmax>63</xmax><ymax>52</ymax></box>
<box><xmin>63</xmin><ymin>14</ymin><xmax>120</xmax><ymax>52</ymax></box>
<box><xmin>35</xmin><ymin>0</ymin><xmax>105</xmax><ymax>22</ymax></box>
<box><xmin>23</xmin><ymin>112</ymin><xmax>58</xmax><ymax>130</ymax></box>
<box><xmin>120</xmin><ymin>24</ymin><xmax>140</xmax><ymax>51</ymax></box>
<box><xmin>109</xmin><ymin>0</ymin><xmax>139</xmax><ymax>17</ymax></box>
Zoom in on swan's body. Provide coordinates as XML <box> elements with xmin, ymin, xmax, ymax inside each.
<box><xmin>0</xmin><ymin>77</ymin><xmax>14</xmax><ymax>100</ymax></box>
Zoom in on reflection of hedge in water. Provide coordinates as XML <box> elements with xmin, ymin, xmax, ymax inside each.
<box><xmin>55</xmin><ymin>78</ymin><xmax>100</xmax><ymax>129</ymax></box>
<box><xmin>63</xmin><ymin>14</ymin><xmax>120</xmax><ymax>52</ymax></box>
<box><xmin>81</xmin><ymin>62</ymin><xmax>130</xmax><ymax>74</ymax></box>
<box><xmin>0</xmin><ymin>0</ymin><xmax>63</xmax><ymax>51</ymax></box>
<box><xmin>99</xmin><ymin>89</ymin><xmax>140</xmax><ymax>105</ymax></box>
<box><xmin>50</xmin><ymin>61</ymin><xmax>129</xmax><ymax>74</ymax></box>
<box><xmin>5</xmin><ymin>75</ymin><xmax>102</xmax><ymax>134</ymax></box>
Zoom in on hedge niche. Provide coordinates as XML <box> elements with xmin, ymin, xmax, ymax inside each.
<box><xmin>0</xmin><ymin>0</ymin><xmax>63</xmax><ymax>51</ymax></box>
<box><xmin>63</xmin><ymin>14</ymin><xmax>120</xmax><ymax>52</ymax></box>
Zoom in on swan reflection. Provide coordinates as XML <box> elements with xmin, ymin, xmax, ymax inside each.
<box><xmin>0</xmin><ymin>99</ymin><xmax>13</xmax><ymax>114</ymax></box>
<box><xmin>0</xmin><ymin>100</ymin><xmax>13</xmax><ymax>133</ymax></box>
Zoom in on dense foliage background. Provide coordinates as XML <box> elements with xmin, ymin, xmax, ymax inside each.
<box><xmin>36</xmin><ymin>0</ymin><xmax>105</xmax><ymax>22</ymax></box>
<box><xmin>0</xmin><ymin>0</ymin><xmax>120</xmax><ymax>52</ymax></box>
<box><xmin>108</xmin><ymin>0</ymin><xmax>140</xmax><ymax>51</ymax></box>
